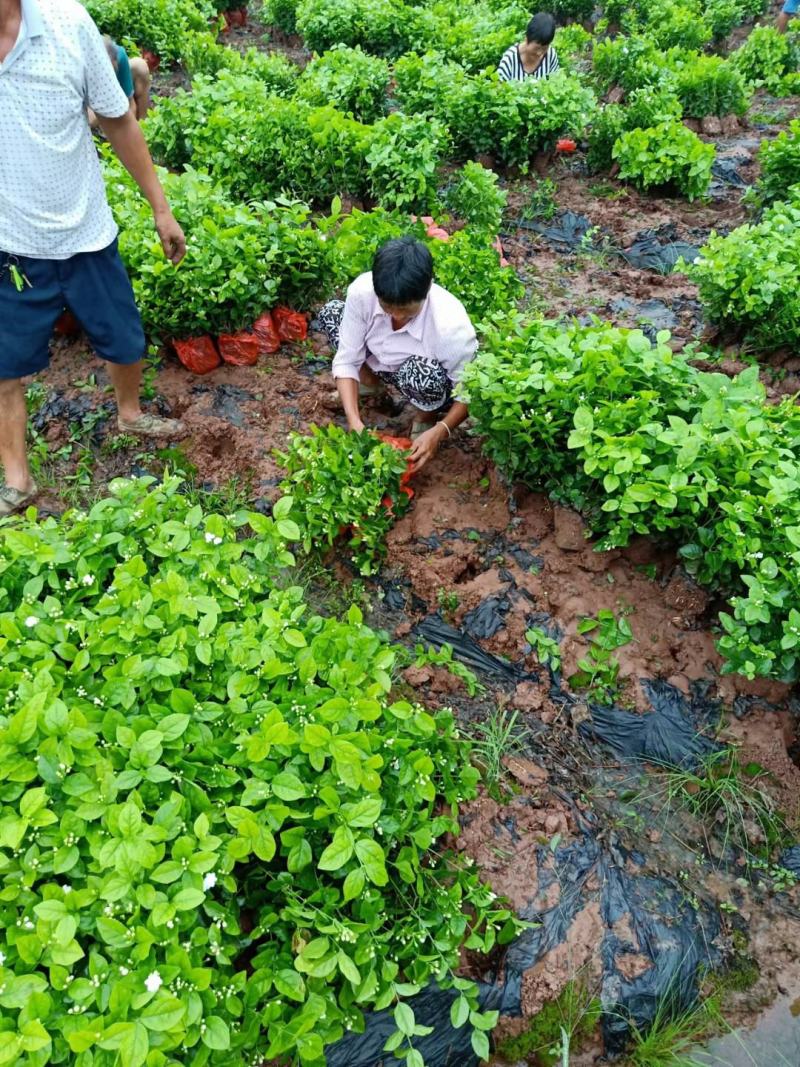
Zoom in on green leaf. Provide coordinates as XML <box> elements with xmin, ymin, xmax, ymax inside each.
<box><xmin>140</xmin><ymin>994</ymin><xmax>185</xmax><ymax>1032</ymax></box>
<box><xmin>119</xmin><ymin>1023</ymin><xmax>149</xmax><ymax>1067</ymax></box>
<box><xmin>450</xmin><ymin>995</ymin><xmax>470</xmax><ymax>1028</ymax></box>
<box><xmin>355</xmin><ymin>838</ymin><xmax>388</xmax><ymax>885</ymax></box>
<box><xmin>471</xmin><ymin>1028</ymin><xmax>490</xmax><ymax>1060</ymax></box>
<box><xmin>271</xmin><ymin>771</ymin><xmax>307</xmax><ymax>801</ymax></box>
<box><xmin>274</xmin><ymin>969</ymin><xmax>306</xmax><ymax>1002</ymax></box>
<box><xmin>173</xmin><ymin>888</ymin><xmax>206</xmax><ymax>911</ymax></box>
<box><xmin>394</xmin><ymin>1002</ymin><xmax>415</xmax><ymax>1037</ymax></box>
<box><xmin>343</xmin><ymin>867</ymin><xmax>366</xmax><ymax>902</ymax></box>
<box><xmin>201</xmin><ymin>1016</ymin><xmax>230</xmax><ymax>1050</ymax></box>
<box><xmin>318</xmin><ymin>825</ymin><xmax>354</xmax><ymax>871</ymax></box>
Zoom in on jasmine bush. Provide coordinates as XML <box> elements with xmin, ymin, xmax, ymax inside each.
<box><xmin>460</xmin><ymin>319</ymin><xmax>800</xmax><ymax>681</ymax></box>
<box><xmin>0</xmin><ymin>476</ymin><xmax>516</xmax><ymax>1065</ymax></box>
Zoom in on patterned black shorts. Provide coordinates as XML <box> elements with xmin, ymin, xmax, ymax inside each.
<box><xmin>319</xmin><ymin>299</ymin><xmax>452</xmax><ymax>413</ymax></box>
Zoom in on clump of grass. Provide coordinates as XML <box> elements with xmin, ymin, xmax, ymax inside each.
<box><xmin>623</xmin><ymin>994</ymin><xmax>724</xmax><ymax>1067</ymax></box>
<box><xmin>470</xmin><ymin>706</ymin><xmax>528</xmax><ymax>795</ymax></box>
<box><xmin>497</xmin><ymin>979</ymin><xmax>602</xmax><ymax>1063</ymax></box>
<box><xmin>660</xmin><ymin>747</ymin><xmax>788</xmax><ymax>862</ymax></box>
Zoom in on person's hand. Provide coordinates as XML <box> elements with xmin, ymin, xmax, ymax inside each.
<box><xmin>155</xmin><ymin>209</ymin><xmax>186</xmax><ymax>265</ymax></box>
<box><xmin>409</xmin><ymin>424</ymin><xmax>446</xmax><ymax>471</ymax></box>
<box><xmin>348</xmin><ymin>417</ymin><xmax>366</xmax><ymax>433</ymax></box>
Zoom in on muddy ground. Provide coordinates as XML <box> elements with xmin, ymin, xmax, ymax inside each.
<box><xmin>20</xmin><ymin>8</ymin><xmax>800</xmax><ymax>1065</ymax></box>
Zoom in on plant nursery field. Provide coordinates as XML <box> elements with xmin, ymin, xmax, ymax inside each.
<box><xmin>6</xmin><ymin>0</ymin><xmax>800</xmax><ymax>1064</ymax></box>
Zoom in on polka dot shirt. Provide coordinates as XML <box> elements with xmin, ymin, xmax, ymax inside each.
<box><xmin>0</xmin><ymin>0</ymin><xmax>130</xmax><ymax>259</ymax></box>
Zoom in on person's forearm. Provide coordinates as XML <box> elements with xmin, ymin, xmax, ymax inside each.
<box><xmin>440</xmin><ymin>401</ymin><xmax>468</xmax><ymax>433</ymax></box>
<box><xmin>97</xmin><ymin>111</ymin><xmax>170</xmax><ymax>216</ymax></box>
<box><xmin>336</xmin><ymin>377</ymin><xmax>363</xmax><ymax>429</ymax></box>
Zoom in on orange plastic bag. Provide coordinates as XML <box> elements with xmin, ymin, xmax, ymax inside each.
<box><xmin>53</xmin><ymin>310</ymin><xmax>81</xmax><ymax>337</ymax></box>
<box><xmin>377</xmin><ymin>433</ymin><xmax>415</xmax><ymax>499</ymax></box>
<box><xmin>218</xmin><ymin>332</ymin><xmax>260</xmax><ymax>366</ymax></box>
<box><xmin>273</xmin><ymin>306</ymin><xmax>308</xmax><ymax>342</ymax></box>
<box><xmin>174</xmin><ymin>336</ymin><xmax>221</xmax><ymax>374</ymax></box>
<box><xmin>253</xmin><ymin>311</ymin><xmax>281</xmax><ymax>354</ymax></box>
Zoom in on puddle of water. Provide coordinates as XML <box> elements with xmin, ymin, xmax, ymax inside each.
<box><xmin>694</xmin><ymin>995</ymin><xmax>800</xmax><ymax>1066</ymax></box>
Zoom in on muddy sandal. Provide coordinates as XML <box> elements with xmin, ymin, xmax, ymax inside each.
<box><xmin>118</xmin><ymin>413</ymin><xmax>186</xmax><ymax>438</ymax></box>
<box><xmin>0</xmin><ymin>481</ymin><xmax>39</xmax><ymax>517</ymax></box>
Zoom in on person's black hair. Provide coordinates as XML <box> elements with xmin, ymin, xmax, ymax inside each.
<box><xmin>526</xmin><ymin>12</ymin><xmax>556</xmax><ymax>45</ymax></box>
<box><xmin>372</xmin><ymin>236</ymin><xmax>433</xmax><ymax>305</ymax></box>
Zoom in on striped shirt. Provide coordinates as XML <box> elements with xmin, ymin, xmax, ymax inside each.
<box><xmin>498</xmin><ymin>44</ymin><xmax>560</xmax><ymax>82</ymax></box>
<box><xmin>331</xmin><ymin>271</ymin><xmax>477</xmax><ymax>386</ymax></box>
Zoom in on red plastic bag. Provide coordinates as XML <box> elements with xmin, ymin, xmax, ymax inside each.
<box><xmin>53</xmin><ymin>310</ymin><xmax>80</xmax><ymax>337</ymax></box>
<box><xmin>253</xmin><ymin>311</ymin><xmax>281</xmax><ymax>354</ymax></box>
<box><xmin>224</xmin><ymin>7</ymin><xmax>247</xmax><ymax>28</ymax></box>
<box><xmin>174</xmin><ymin>336</ymin><xmax>221</xmax><ymax>374</ymax></box>
<box><xmin>218</xmin><ymin>332</ymin><xmax>260</xmax><ymax>366</ymax></box>
<box><xmin>140</xmin><ymin>49</ymin><xmax>160</xmax><ymax>72</ymax></box>
<box><xmin>273</xmin><ymin>307</ymin><xmax>308</xmax><ymax>342</ymax></box>
<box><xmin>556</xmin><ymin>138</ymin><xmax>577</xmax><ymax>153</ymax></box>
<box><xmin>377</xmin><ymin>432</ymin><xmax>416</xmax><ymax>495</ymax></box>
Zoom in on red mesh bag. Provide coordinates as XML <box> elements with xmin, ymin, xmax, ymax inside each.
<box><xmin>53</xmin><ymin>310</ymin><xmax>80</xmax><ymax>336</ymax></box>
<box><xmin>273</xmin><ymin>306</ymin><xmax>308</xmax><ymax>342</ymax></box>
<box><xmin>174</xmin><ymin>336</ymin><xmax>221</xmax><ymax>375</ymax></box>
<box><xmin>253</xmin><ymin>312</ymin><xmax>281</xmax><ymax>354</ymax></box>
<box><xmin>140</xmin><ymin>49</ymin><xmax>161</xmax><ymax>72</ymax></box>
<box><xmin>218</xmin><ymin>332</ymin><xmax>260</xmax><ymax>366</ymax></box>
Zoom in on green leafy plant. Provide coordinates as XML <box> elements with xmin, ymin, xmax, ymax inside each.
<box><xmin>85</xmin><ymin>0</ymin><xmax>215</xmax><ymax>62</ymax></box>
<box><xmin>622</xmin><ymin>992</ymin><xmax>724</xmax><ymax>1067</ymax></box>
<box><xmin>587</xmin><ymin>86</ymin><xmax>681</xmax><ymax>174</ymax></box>
<box><xmin>181</xmin><ymin>30</ymin><xmax>300</xmax><ymax>93</ymax></box>
<box><xmin>296</xmin><ymin>0</ymin><xmax>408</xmax><ymax>56</ymax></box>
<box><xmin>0</xmin><ymin>475</ymin><xmax>518</xmax><ymax>1065</ymax></box>
<box><xmin>613</xmin><ymin>119</ymin><xmax>714</xmax><ymax>200</ymax></box>
<box><xmin>681</xmin><ymin>190</ymin><xmax>800</xmax><ymax>348</ymax></box>
<box><xmin>592</xmin><ymin>34</ymin><xmax>670</xmax><ymax>94</ymax></box>
<box><xmin>104</xmin><ymin>158</ymin><xmax>328</xmax><ymax>338</ymax></box>
<box><xmin>460</xmin><ymin>317</ymin><xmax>800</xmax><ymax>682</ymax></box>
<box><xmin>523</xmin><ymin>178</ymin><xmax>559</xmax><ymax>222</ymax></box>
<box><xmin>262</xmin><ymin>0</ymin><xmax>299</xmax><ymax>33</ymax></box>
<box><xmin>297</xmin><ymin>44</ymin><xmax>390</xmax><ymax>123</ymax></box>
<box><xmin>703</xmin><ymin>0</ymin><xmax>745</xmax><ymax>40</ymax></box>
<box><xmin>730</xmin><ymin>25</ymin><xmax>799</xmax><ymax>92</ymax></box>
<box><xmin>443</xmin><ymin>162</ymin><xmax>507</xmax><ymax>234</ymax></box>
<box><xmin>568</xmin><ymin>610</ymin><xmax>633</xmax><ymax>704</ymax></box>
<box><xmin>526</xmin><ymin>627</ymin><xmax>562</xmax><ymax>674</ymax></box>
<box><xmin>366</xmin><ymin>114</ymin><xmax>448</xmax><ymax>212</ymax></box>
<box><xmin>673</xmin><ymin>54</ymin><xmax>750</xmax><ymax>119</ymax></box>
<box><xmin>623</xmin><ymin>0</ymin><xmax>712</xmax><ymax>51</ymax></box>
<box><xmin>497</xmin><ymin>979</ymin><xmax>602</xmax><ymax>1063</ymax></box>
<box><xmin>752</xmin><ymin>118</ymin><xmax>800</xmax><ymax>207</ymax></box>
<box><xmin>277</xmin><ymin>424</ymin><xmax>413</xmax><ymax>575</ymax></box>
<box><xmin>410</xmin><ymin>643</ymin><xmax>484</xmax><ymax>697</ymax></box>
<box><xmin>430</xmin><ymin>228</ymin><xmax>524</xmax><ymax>326</ymax></box>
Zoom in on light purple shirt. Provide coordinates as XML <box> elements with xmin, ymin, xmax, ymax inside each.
<box><xmin>331</xmin><ymin>271</ymin><xmax>478</xmax><ymax>385</ymax></box>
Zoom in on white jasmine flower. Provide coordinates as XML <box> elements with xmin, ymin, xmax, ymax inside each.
<box><xmin>24</xmin><ymin>616</ymin><xmax>37</xmax><ymax>628</ymax></box>
<box><xmin>204</xmin><ymin>532</ymin><xmax>215</xmax><ymax>543</ymax></box>
<box><xmin>82</xmin><ymin>574</ymin><xmax>93</xmax><ymax>586</ymax></box>
<box><xmin>144</xmin><ymin>971</ymin><xmax>162</xmax><ymax>993</ymax></box>
<box><xmin>213</xmin><ymin>536</ymin><xmax>223</xmax><ymax>545</ymax></box>
<box><xmin>0</xmin><ymin>951</ymin><xmax>5</xmax><ymax>965</ymax></box>
<box><xmin>62</xmin><ymin>885</ymin><xmax>72</xmax><ymax>894</ymax></box>
<box><xmin>202</xmin><ymin>872</ymin><xmax>217</xmax><ymax>891</ymax></box>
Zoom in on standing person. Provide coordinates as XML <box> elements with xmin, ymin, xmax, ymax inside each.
<box><xmin>0</xmin><ymin>0</ymin><xmax>186</xmax><ymax>516</ymax></box>
<box><xmin>498</xmin><ymin>12</ymin><xmax>560</xmax><ymax>82</ymax></box>
<box><xmin>321</xmin><ymin>236</ymin><xmax>478</xmax><ymax>472</ymax></box>
<box><xmin>777</xmin><ymin>1</ymin><xmax>798</xmax><ymax>32</ymax></box>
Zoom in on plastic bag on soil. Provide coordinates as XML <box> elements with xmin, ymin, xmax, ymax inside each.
<box><xmin>274</xmin><ymin>306</ymin><xmax>308</xmax><ymax>342</ymax></box>
<box><xmin>579</xmin><ymin>679</ymin><xmax>720</xmax><ymax>768</ymax></box>
<box><xmin>174</xmin><ymin>336</ymin><xmax>221</xmax><ymax>375</ymax></box>
<box><xmin>253</xmin><ymin>311</ymin><xmax>281</xmax><ymax>354</ymax></box>
<box><xmin>618</xmin><ymin>230</ymin><xmax>699</xmax><ymax>274</ymax></box>
<box><xmin>518</xmin><ymin>209</ymin><xmax>594</xmax><ymax>249</ymax></box>
<box><xmin>463</xmin><ymin>594</ymin><xmax>511</xmax><ymax>640</ymax></box>
<box><xmin>412</xmin><ymin>612</ymin><xmax>532</xmax><ymax>682</ymax></box>
<box><xmin>218</xmin><ymin>332</ymin><xmax>260</xmax><ymax>366</ymax></box>
<box><xmin>778</xmin><ymin>845</ymin><xmax>800</xmax><ymax>877</ymax></box>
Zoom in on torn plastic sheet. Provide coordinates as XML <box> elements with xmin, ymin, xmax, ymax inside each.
<box><xmin>579</xmin><ymin>679</ymin><xmax>721</xmax><ymax>768</ymax></box>
<box><xmin>517</xmin><ymin>209</ymin><xmax>594</xmax><ymax>249</ymax></box>
<box><xmin>412</xmin><ymin>612</ymin><xmax>532</xmax><ymax>682</ymax></box>
<box><xmin>779</xmin><ymin>844</ymin><xmax>800</xmax><ymax>878</ymax></box>
<box><xmin>327</xmin><ymin>819</ymin><xmax>720</xmax><ymax>1064</ymax></box>
<box><xmin>463</xmin><ymin>594</ymin><xmax>512</xmax><ymax>640</ymax></box>
<box><xmin>617</xmin><ymin>230</ymin><xmax>699</xmax><ymax>274</ymax></box>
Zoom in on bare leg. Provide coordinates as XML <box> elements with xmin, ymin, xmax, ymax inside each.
<box><xmin>130</xmin><ymin>57</ymin><xmax>152</xmax><ymax>120</ymax></box>
<box><xmin>106</xmin><ymin>361</ymin><xmax>143</xmax><ymax>423</ymax></box>
<box><xmin>777</xmin><ymin>11</ymin><xmax>791</xmax><ymax>31</ymax></box>
<box><xmin>0</xmin><ymin>379</ymin><xmax>33</xmax><ymax>492</ymax></box>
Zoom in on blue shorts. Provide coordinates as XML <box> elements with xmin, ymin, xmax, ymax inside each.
<box><xmin>783</xmin><ymin>0</ymin><xmax>798</xmax><ymax>13</ymax></box>
<box><xmin>0</xmin><ymin>238</ymin><xmax>145</xmax><ymax>379</ymax></box>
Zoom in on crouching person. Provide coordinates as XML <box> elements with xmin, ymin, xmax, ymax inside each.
<box><xmin>321</xmin><ymin>237</ymin><xmax>477</xmax><ymax>471</ymax></box>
